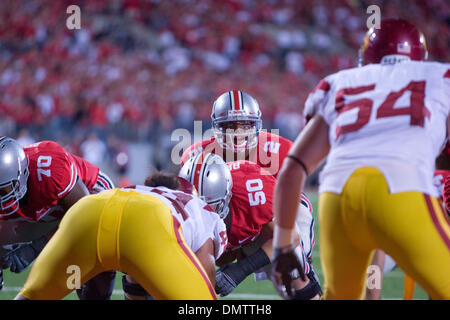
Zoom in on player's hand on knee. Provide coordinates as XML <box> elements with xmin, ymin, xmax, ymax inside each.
<box><xmin>271</xmin><ymin>245</ymin><xmax>306</xmax><ymax>299</ymax></box>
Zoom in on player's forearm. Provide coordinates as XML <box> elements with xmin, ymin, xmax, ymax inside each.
<box><xmin>0</xmin><ymin>220</ymin><xmax>55</xmax><ymax>246</ymax></box>
<box><xmin>195</xmin><ymin>239</ymin><xmax>217</xmax><ymax>287</ymax></box>
<box><xmin>261</xmin><ymin>220</ymin><xmax>303</xmax><ymax>259</ymax></box>
<box><xmin>260</xmin><ymin>237</ymin><xmax>273</xmax><ymax>259</ymax></box>
<box><xmin>12</xmin><ymin>220</ymin><xmax>59</xmax><ymax>244</ymax></box>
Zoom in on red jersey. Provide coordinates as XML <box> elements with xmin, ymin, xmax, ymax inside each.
<box><xmin>225</xmin><ymin>160</ymin><xmax>313</xmax><ymax>254</ymax></box>
<box><xmin>0</xmin><ymin>141</ymin><xmax>100</xmax><ymax>222</ymax></box>
<box><xmin>225</xmin><ymin>160</ymin><xmax>275</xmax><ymax>249</ymax></box>
<box><xmin>436</xmin><ymin>169</ymin><xmax>450</xmax><ymax>215</ymax></box>
<box><xmin>180</xmin><ymin>131</ymin><xmax>292</xmax><ymax>178</ymax></box>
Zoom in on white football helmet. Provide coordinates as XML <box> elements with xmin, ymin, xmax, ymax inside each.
<box><xmin>0</xmin><ymin>137</ymin><xmax>29</xmax><ymax>216</ymax></box>
<box><xmin>211</xmin><ymin>90</ymin><xmax>262</xmax><ymax>152</ymax></box>
<box><xmin>179</xmin><ymin>153</ymin><xmax>233</xmax><ymax>219</ymax></box>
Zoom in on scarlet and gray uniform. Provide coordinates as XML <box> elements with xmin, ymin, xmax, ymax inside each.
<box><xmin>181</xmin><ymin>131</ymin><xmax>293</xmax><ymax>178</ymax></box>
<box><xmin>0</xmin><ymin>141</ymin><xmax>114</xmax><ymax>222</ymax></box>
<box><xmin>0</xmin><ymin>140</ymin><xmax>115</xmax><ymax>300</ymax></box>
<box><xmin>225</xmin><ymin>160</ymin><xmax>315</xmax><ymax>278</ymax></box>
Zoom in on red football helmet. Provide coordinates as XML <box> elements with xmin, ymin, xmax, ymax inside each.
<box><xmin>359</xmin><ymin>18</ymin><xmax>428</xmax><ymax>66</ymax></box>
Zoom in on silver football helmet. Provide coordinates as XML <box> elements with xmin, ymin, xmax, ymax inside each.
<box><xmin>179</xmin><ymin>153</ymin><xmax>233</xmax><ymax>219</ymax></box>
<box><xmin>211</xmin><ymin>90</ymin><xmax>262</xmax><ymax>152</ymax></box>
<box><xmin>0</xmin><ymin>137</ymin><xmax>29</xmax><ymax>216</ymax></box>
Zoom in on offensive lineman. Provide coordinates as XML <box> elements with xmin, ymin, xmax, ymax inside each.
<box><xmin>180</xmin><ymin>153</ymin><xmax>321</xmax><ymax>300</ymax></box>
<box><xmin>14</xmin><ymin>171</ymin><xmax>227</xmax><ymax>300</ymax></box>
<box><xmin>0</xmin><ymin>137</ymin><xmax>115</xmax><ymax>299</ymax></box>
<box><xmin>180</xmin><ymin>90</ymin><xmax>293</xmax><ymax>178</ymax></box>
<box><xmin>271</xmin><ymin>18</ymin><xmax>450</xmax><ymax>299</ymax></box>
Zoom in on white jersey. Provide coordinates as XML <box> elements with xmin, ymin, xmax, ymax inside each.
<box><xmin>305</xmin><ymin>61</ymin><xmax>450</xmax><ymax>196</ymax></box>
<box><xmin>123</xmin><ymin>185</ymin><xmax>227</xmax><ymax>260</ymax></box>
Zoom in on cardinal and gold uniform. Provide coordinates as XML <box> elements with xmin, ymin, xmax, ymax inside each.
<box><xmin>18</xmin><ymin>186</ymin><xmax>227</xmax><ymax>300</ymax></box>
<box><xmin>305</xmin><ymin>60</ymin><xmax>450</xmax><ymax>299</ymax></box>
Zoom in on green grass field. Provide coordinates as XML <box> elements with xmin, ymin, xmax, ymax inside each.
<box><xmin>0</xmin><ymin>190</ymin><xmax>428</xmax><ymax>300</ymax></box>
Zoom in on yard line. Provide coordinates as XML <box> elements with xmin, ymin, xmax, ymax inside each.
<box><xmin>2</xmin><ymin>286</ymin><xmax>23</xmax><ymax>292</ymax></box>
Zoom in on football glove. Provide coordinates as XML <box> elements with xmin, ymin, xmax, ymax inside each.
<box><xmin>271</xmin><ymin>245</ymin><xmax>306</xmax><ymax>299</ymax></box>
<box><xmin>215</xmin><ymin>248</ymin><xmax>270</xmax><ymax>297</ymax></box>
<box><xmin>215</xmin><ymin>266</ymin><xmax>239</xmax><ymax>297</ymax></box>
<box><xmin>2</xmin><ymin>236</ymin><xmax>48</xmax><ymax>273</ymax></box>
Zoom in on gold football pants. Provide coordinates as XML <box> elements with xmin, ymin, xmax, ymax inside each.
<box><xmin>18</xmin><ymin>189</ymin><xmax>217</xmax><ymax>300</ymax></box>
<box><xmin>319</xmin><ymin>167</ymin><xmax>450</xmax><ymax>300</ymax></box>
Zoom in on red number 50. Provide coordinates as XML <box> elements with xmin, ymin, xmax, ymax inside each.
<box><xmin>335</xmin><ymin>81</ymin><xmax>429</xmax><ymax>138</ymax></box>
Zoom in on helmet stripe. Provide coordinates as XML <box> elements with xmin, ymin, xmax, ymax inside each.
<box><xmin>232</xmin><ymin>90</ymin><xmax>241</xmax><ymax>110</ymax></box>
<box><xmin>239</xmin><ymin>90</ymin><xmax>244</xmax><ymax>110</ymax></box>
<box><xmin>199</xmin><ymin>153</ymin><xmax>212</xmax><ymax>197</ymax></box>
<box><xmin>192</xmin><ymin>154</ymin><xmax>204</xmax><ymax>193</ymax></box>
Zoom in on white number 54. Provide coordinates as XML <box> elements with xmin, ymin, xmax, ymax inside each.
<box><xmin>37</xmin><ymin>155</ymin><xmax>52</xmax><ymax>181</ymax></box>
<box><xmin>246</xmin><ymin>179</ymin><xmax>266</xmax><ymax>206</ymax></box>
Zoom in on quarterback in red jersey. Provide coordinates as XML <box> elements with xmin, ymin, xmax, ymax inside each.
<box><xmin>0</xmin><ymin>137</ymin><xmax>115</xmax><ymax>300</ymax></box>
<box><xmin>179</xmin><ymin>153</ymin><xmax>321</xmax><ymax>299</ymax></box>
<box><xmin>180</xmin><ymin>90</ymin><xmax>293</xmax><ymax>178</ymax></box>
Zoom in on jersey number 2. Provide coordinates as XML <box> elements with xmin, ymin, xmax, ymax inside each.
<box><xmin>335</xmin><ymin>81</ymin><xmax>429</xmax><ymax>138</ymax></box>
<box><xmin>37</xmin><ymin>156</ymin><xmax>52</xmax><ymax>181</ymax></box>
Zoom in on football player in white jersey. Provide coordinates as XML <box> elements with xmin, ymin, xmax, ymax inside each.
<box><xmin>15</xmin><ymin>171</ymin><xmax>227</xmax><ymax>300</ymax></box>
<box><xmin>270</xmin><ymin>18</ymin><xmax>450</xmax><ymax>300</ymax></box>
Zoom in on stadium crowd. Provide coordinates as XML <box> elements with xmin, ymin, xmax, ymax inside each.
<box><xmin>0</xmin><ymin>0</ymin><xmax>449</xmax><ymax>177</ymax></box>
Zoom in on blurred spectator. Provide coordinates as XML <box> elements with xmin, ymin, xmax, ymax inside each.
<box><xmin>16</xmin><ymin>128</ymin><xmax>36</xmax><ymax>147</ymax></box>
<box><xmin>80</xmin><ymin>132</ymin><xmax>107</xmax><ymax>167</ymax></box>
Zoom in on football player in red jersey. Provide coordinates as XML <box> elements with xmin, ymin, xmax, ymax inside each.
<box><xmin>180</xmin><ymin>90</ymin><xmax>293</xmax><ymax>178</ymax></box>
<box><xmin>179</xmin><ymin>153</ymin><xmax>321</xmax><ymax>300</ymax></box>
<box><xmin>0</xmin><ymin>136</ymin><xmax>115</xmax><ymax>300</ymax></box>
